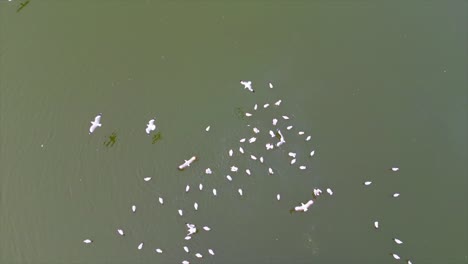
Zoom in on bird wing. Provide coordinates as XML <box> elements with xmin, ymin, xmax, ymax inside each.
<box><xmin>89</xmin><ymin>124</ymin><xmax>97</xmax><ymax>133</ymax></box>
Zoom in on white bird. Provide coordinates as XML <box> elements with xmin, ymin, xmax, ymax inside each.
<box><xmin>83</xmin><ymin>239</ymin><xmax>92</xmax><ymax>244</ymax></box>
<box><xmin>89</xmin><ymin>114</ymin><xmax>102</xmax><ymax>134</ymax></box>
<box><xmin>212</xmin><ymin>189</ymin><xmax>217</xmax><ymax>196</ymax></box>
<box><xmin>199</xmin><ymin>183</ymin><xmax>203</xmax><ymax>191</ymax></box>
<box><xmin>364</xmin><ymin>181</ymin><xmax>372</xmax><ymax>186</ymax></box>
<box><xmin>288</xmin><ymin>152</ymin><xmax>297</xmax><ymax>158</ymax></box>
<box><xmin>178</xmin><ymin>209</ymin><xmax>183</xmax><ymax>216</ymax></box>
<box><xmin>276</xmin><ymin>139</ymin><xmax>285</xmax><ymax>147</ymax></box>
<box><xmin>268</xmin><ymin>168</ymin><xmax>274</xmax><ymax>175</ymax></box>
<box><xmin>290</xmin><ymin>159</ymin><xmax>296</xmax><ymax>165</ymax></box>
<box><xmin>240</xmin><ymin>138</ymin><xmax>246</xmax><ymax>143</ymax></box>
<box><xmin>254</xmin><ymin>104</ymin><xmax>258</xmax><ymax>110</ymax></box>
<box><xmin>275</xmin><ymin>99</ymin><xmax>282</xmax><ymax>106</ymax></box>
<box><xmin>287</xmin><ymin>126</ymin><xmax>293</xmax><ymax>130</ymax></box>
<box><xmin>294</xmin><ymin>200</ymin><xmax>314</xmax><ymax>212</ymax></box>
<box><xmin>326</xmin><ymin>188</ymin><xmax>333</xmax><ymax>195</ymax></box>
<box><xmin>391</xmin><ymin>167</ymin><xmax>400</xmax><ymax>172</ymax></box>
<box><xmin>245</xmin><ymin>169</ymin><xmax>251</xmax><ymax>175</ymax></box>
<box><xmin>146</xmin><ymin>119</ymin><xmax>156</xmax><ymax>134</ymax></box>
<box><xmin>117</xmin><ymin>229</ymin><xmax>124</xmax><ymax>236</ymax></box>
<box><xmin>203</xmin><ymin>226</ymin><xmax>211</xmax><ymax>231</ymax></box>
<box><xmin>187</xmin><ymin>224</ymin><xmax>196</xmax><ymax>235</ymax></box>
<box><xmin>178</xmin><ymin>156</ymin><xmax>197</xmax><ymax>170</ymax></box>
<box><xmin>264</xmin><ymin>103</ymin><xmax>270</xmax><ymax>108</ymax></box>
<box><xmin>249</xmin><ymin>137</ymin><xmax>256</xmax><ymax>143</ymax></box>
<box><xmin>182</xmin><ymin>261</ymin><xmax>189</xmax><ymax>264</ymax></box>
<box><xmin>276</xmin><ymin>130</ymin><xmax>286</xmax><ymax>146</ymax></box>
<box><xmin>205</xmin><ymin>168</ymin><xmax>212</xmax><ymax>174</ymax></box>
<box><xmin>260</xmin><ymin>156</ymin><xmax>264</xmax><ymax>163</ymax></box>
<box><xmin>269</xmin><ymin>82</ymin><xmax>273</xmax><ymax>88</ymax></box>
<box><xmin>205</xmin><ymin>126</ymin><xmax>210</xmax><ymax>132</ymax></box>
<box><xmin>184</xmin><ymin>236</ymin><xmax>191</xmax><ymax>240</ymax></box>
<box><xmin>144</xmin><ymin>177</ymin><xmax>152</xmax><ymax>182</ymax></box>
<box><xmin>131</xmin><ymin>205</ymin><xmax>136</xmax><ymax>213</ymax></box>
<box><xmin>159</xmin><ymin>197</ymin><xmax>164</xmax><ymax>204</ymax></box>
<box><xmin>310</xmin><ymin>150</ymin><xmax>315</xmax><ymax>157</ymax></box>
<box><xmin>250</xmin><ymin>155</ymin><xmax>257</xmax><ymax>160</ymax></box>
<box><xmin>184</xmin><ymin>246</ymin><xmax>189</xmax><ymax>253</ymax></box>
<box><xmin>238</xmin><ymin>188</ymin><xmax>243</xmax><ymax>196</ymax></box>
<box><xmin>393</xmin><ymin>193</ymin><xmax>400</xmax><ymax>198</ymax></box>
<box><xmin>239</xmin><ymin>147</ymin><xmax>244</xmax><ymax>154</ymax></box>
<box><xmin>392</xmin><ymin>253</ymin><xmax>400</xmax><ymax>260</ymax></box>
<box><xmin>208</xmin><ymin>249</ymin><xmax>215</xmax><ymax>255</ymax></box>
<box><xmin>407</xmin><ymin>260</ymin><xmax>412</xmax><ymax>264</ymax></box>
<box><xmin>138</xmin><ymin>243</ymin><xmax>144</xmax><ymax>250</ymax></box>
<box><xmin>305</xmin><ymin>136</ymin><xmax>311</xmax><ymax>141</ymax></box>
<box><xmin>195</xmin><ymin>253</ymin><xmax>203</xmax><ymax>258</ymax></box>
<box><xmin>277</xmin><ymin>194</ymin><xmax>281</xmax><ymax>201</ymax></box>
<box><xmin>228</xmin><ymin>149</ymin><xmax>233</xmax><ymax>156</ymax></box>
<box><xmin>266</xmin><ymin>143</ymin><xmax>274</xmax><ymax>150</ymax></box>
<box><xmin>245</xmin><ymin>112</ymin><xmax>252</xmax><ymax>117</ymax></box>
<box><xmin>393</xmin><ymin>238</ymin><xmax>403</xmax><ymax>244</ymax></box>
<box><xmin>226</xmin><ymin>175</ymin><xmax>232</xmax><ymax>181</ymax></box>
<box><xmin>240</xmin><ymin>80</ymin><xmax>254</xmax><ymax>92</ymax></box>
<box><xmin>313</xmin><ymin>188</ymin><xmax>322</xmax><ymax>197</ymax></box>
<box><xmin>282</xmin><ymin>115</ymin><xmax>290</xmax><ymax>120</ymax></box>
<box><xmin>299</xmin><ymin>166</ymin><xmax>306</xmax><ymax>170</ymax></box>
<box><xmin>185</xmin><ymin>185</ymin><xmax>190</xmax><ymax>192</ymax></box>
<box><xmin>156</xmin><ymin>248</ymin><xmax>163</xmax><ymax>253</ymax></box>
<box><xmin>374</xmin><ymin>221</ymin><xmax>379</xmax><ymax>229</ymax></box>
<box><xmin>272</xmin><ymin>118</ymin><xmax>278</xmax><ymax>126</ymax></box>
<box><xmin>253</xmin><ymin>127</ymin><xmax>260</xmax><ymax>133</ymax></box>
<box><xmin>231</xmin><ymin>166</ymin><xmax>238</xmax><ymax>172</ymax></box>
<box><xmin>298</xmin><ymin>131</ymin><xmax>305</xmax><ymax>135</ymax></box>
<box><xmin>269</xmin><ymin>130</ymin><xmax>276</xmax><ymax>138</ymax></box>
<box><xmin>194</xmin><ymin>202</ymin><xmax>198</xmax><ymax>210</ymax></box>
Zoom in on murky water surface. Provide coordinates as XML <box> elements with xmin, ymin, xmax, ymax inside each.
<box><xmin>1</xmin><ymin>1</ymin><xmax>467</xmax><ymax>263</ymax></box>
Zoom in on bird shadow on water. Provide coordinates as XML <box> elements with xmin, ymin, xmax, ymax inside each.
<box><xmin>16</xmin><ymin>0</ymin><xmax>30</xmax><ymax>13</ymax></box>
<box><xmin>234</xmin><ymin>107</ymin><xmax>246</xmax><ymax>120</ymax></box>
<box><xmin>151</xmin><ymin>132</ymin><xmax>162</xmax><ymax>144</ymax></box>
<box><xmin>103</xmin><ymin>132</ymin><xmax>117</xmax><ymax>147</ymax></box>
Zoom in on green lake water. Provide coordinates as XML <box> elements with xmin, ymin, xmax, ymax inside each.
<box><xmin>1</xmin><ymin>1</ymin><xmax>467</xmax><ymax>263</ymax></box>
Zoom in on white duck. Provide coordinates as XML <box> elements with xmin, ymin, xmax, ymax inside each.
<box><xmin>313</xmin><ymin>188</ymin><xmax>322</xmax><ymax>197</ymax></box>
<box><xmin>89</xmin><ymin>113</ymin><xmax>102</xmax><ymax>134</ymax></box>
<box><xmin>276</xmin><ymin>129</ymin><xmax>286</xmax><ymax>147</ymax></box>
<box><xmin>187</xmin><ymin>223</ymin><xmax>197</xmax><ymax>236</ymax></box>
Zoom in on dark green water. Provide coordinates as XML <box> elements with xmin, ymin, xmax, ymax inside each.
<box><xmin>1</xmin><ymin>1</ymin><xmax>467</xmax><ymax>263</ymax></box>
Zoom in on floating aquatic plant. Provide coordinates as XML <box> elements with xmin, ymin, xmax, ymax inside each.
<box><xmin>152</xmin><ymin>132</ymin><xmax>162</xmax><ymax>144</ymax></box>
<box><xmin>104</xmin><ymin>132</ymin><xmax>117</xmax><ymax>147</ymax></box>
<box><xmin>17</xmin><ymin>0</ymin><xmax>30</xmax><ymax>13</ymax></box>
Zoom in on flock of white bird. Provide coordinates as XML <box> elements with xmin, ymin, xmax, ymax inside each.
<box><xmin>367</xmin><ymin>166</ymin><xmax>412</xmax><ymax>263</ymax></box>
<box><xmin>83</xmin><ymin>81</ymin><xmax>412</xmax><ymax>264</ymax></box>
